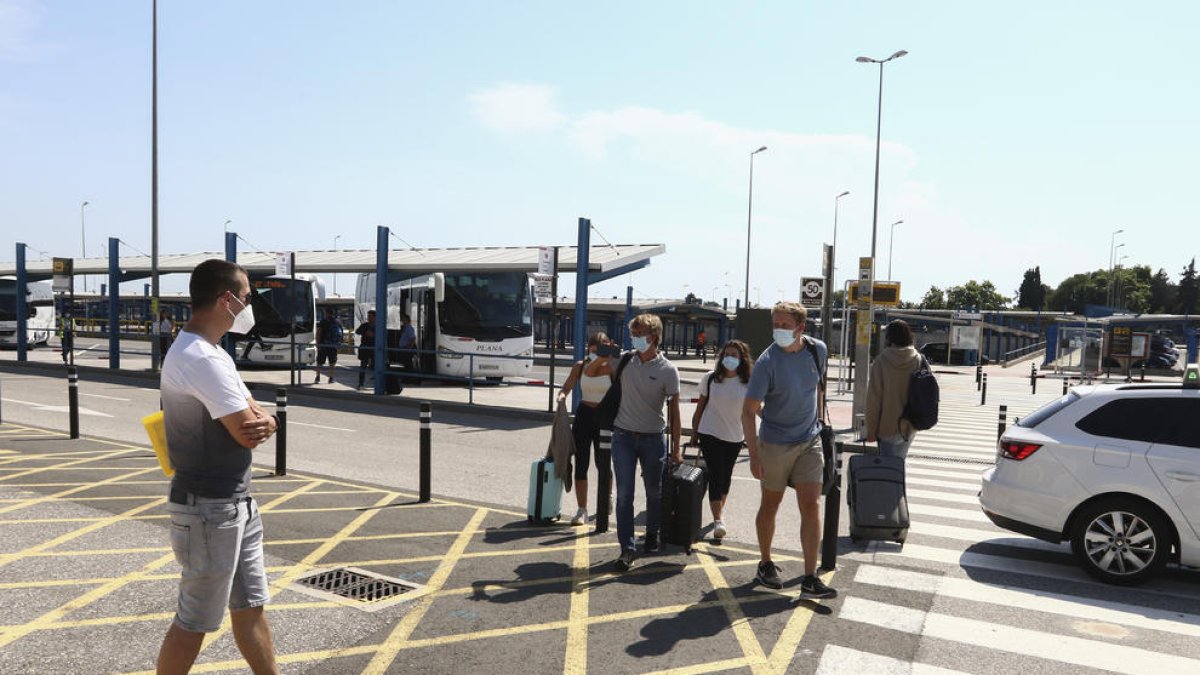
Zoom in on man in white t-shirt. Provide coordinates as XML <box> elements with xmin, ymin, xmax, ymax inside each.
<box><xmin>156</xmin><ymin>259</ymin><xmax>280</xmax><ymax>675</ymax></box>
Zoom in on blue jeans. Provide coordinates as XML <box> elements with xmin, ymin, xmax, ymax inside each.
<box><xmin>877</xmin><ymin>433</ymin><xmax>913</xmax><ymax>460</ymax></box>
<box><xmin>612</xmin><ymin>428</ymin><xmax>667</xmax><ymax>553</ymax></box>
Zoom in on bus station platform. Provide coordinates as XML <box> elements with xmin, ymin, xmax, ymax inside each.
<box><xmin>0</xmin><ymin>422</ymin><xmax>832</xmax><ymax>674</ymax></box>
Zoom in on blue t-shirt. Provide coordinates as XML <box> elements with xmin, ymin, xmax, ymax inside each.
<box><xmin>746</xmin><ymin>338</ymin><xmax>826</xmax><ymax>444</ymax></box>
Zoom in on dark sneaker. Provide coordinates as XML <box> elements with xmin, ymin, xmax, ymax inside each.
<box><xmin>614</xmin><ymin>549</ymin><xmax>637</xmax><ymax>572</ymax></box>
<box><xmin>799</xmin><ymin>574</ymin><xmax>838</xmax><ymax>600</ymax></box>
<box><xmin>755</xmin><ymin>561</ymin><xmax>783</xmax><ymax>589</ymax></box>
<box><xmin>642</xmin><ymin>533</ymin><xmax>660</xmax><ymax>554</ymax></box>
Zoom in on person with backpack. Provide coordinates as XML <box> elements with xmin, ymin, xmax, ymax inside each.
<box><xmin>866</xmin><ymin>319</ymin><xmax>926</xmax><ymax>458</ymax></box>
<box><xmin>355</xmin><ymin>309</ymin><xmax>378</xmax><ymax>390</ymax></box>
<box><xmin>314</xmin><ymin>308</ymin><xmax>343</xmax><ymax>384</ymax></box>
<box><xmin>689</xmin><ymin>339</ymin><xmax>751</xmax><ymax>542</ymax></box>
<box><xmin>557</xmin><ymin>332</ymin><xmax>618</xmax><ymax>525</ymax></box>
<box><xmin>741</xmin><ymin>302</ymin><xmax>837</xmax><ymax>599</ymax></box>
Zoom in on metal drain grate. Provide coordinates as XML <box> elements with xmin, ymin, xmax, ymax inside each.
<box><xmin>295</xmin><ymin>567</ymin><xmax>420</xmax><ymax>605</ymax></box>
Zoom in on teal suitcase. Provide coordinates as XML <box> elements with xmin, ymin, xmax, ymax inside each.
<box><xmin>527</xmin><ymin>458</ymin><xmax>562</xmax><ymax>523</ymax></box>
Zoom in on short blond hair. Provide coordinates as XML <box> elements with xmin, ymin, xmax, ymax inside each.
<box><xmin>772</xmin><ymin>302</ymin><xmax>807</xmax><ymax>325</ymax></box>
<box><xmin>629</xmin><ymin>313</ymin><xmax>663</xmax><ymax>340</ymax></box>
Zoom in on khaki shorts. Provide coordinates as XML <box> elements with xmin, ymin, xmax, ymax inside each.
<box><xmin>758</xmin><ymin>436</ymin><xmax>823</xmax><ymax>492</ymax></box>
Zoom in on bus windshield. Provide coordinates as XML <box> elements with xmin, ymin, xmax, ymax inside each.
<box><xmin>439</xmin><ymin>272</ymin><xmax>532</xmax><ymax>340</ymax></box>
<box><xmin>0</xmin><ymin>283</ymin><xmax>16</xmax><ymax>320</ymax></box>
<box><xmin>248</xmin><ymin>278</ymin><xmax>316</xmax><ymax>338</ymax></box>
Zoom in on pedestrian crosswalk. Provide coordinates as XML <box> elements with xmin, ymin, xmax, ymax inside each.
<box><xmin>820</xmin><ymin>371</ymin><xmax>1200</xmax><ymax>674</ymax></box>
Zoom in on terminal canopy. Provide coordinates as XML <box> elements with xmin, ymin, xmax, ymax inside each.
<box><xmin>4</xmin><ymin>244</ymin><xmax>665</xmax><ymax>282</ymax></box>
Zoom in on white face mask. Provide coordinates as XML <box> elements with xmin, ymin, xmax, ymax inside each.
<box><xmin>721</xmin><ymin>355</ymin><xmax>740</xmax><ymax>371</ymax></box>
<box><xmin>586</xmin><ymin>353</ymin><xmax>598</xmax><ymax>362</ymax></box>
<box><xmin>773</xmin><ymin>328</ymin><xmax>797</xmax><ymax>348</ymax></box>
<box><xmin>227</xmin><ymin>295</ymin><xmax>256</xmax><ymax>335</ymax></box>
<box><xmin>631</xmin><ymin>335</ymin><xmax>651</xmax><ymax>353</ymax></box>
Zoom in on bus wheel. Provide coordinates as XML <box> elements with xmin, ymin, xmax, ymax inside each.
<box><xmin>486</xmin><ymin>376</ymin><xmax>503</xmax><ymax>384</ymax></box>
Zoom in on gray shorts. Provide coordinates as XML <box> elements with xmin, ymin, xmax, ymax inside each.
<box><xmin>167</xmin><ymin>495</ymin><xmax>269</xmax><ymax>633</ymax></box>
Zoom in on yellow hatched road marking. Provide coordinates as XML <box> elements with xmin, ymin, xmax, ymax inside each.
<box><xmin>642</xmin><ymin>657</ymin><xmax>754</xmax><ymax>675</ymax></box>
<box><xmin>694</xmin><ymin>542</ymin><xmax>770</xmax><ymax>674</ymax></box>
<box><xmin>563</xmin><ymin>523</ymin><xmax>591</xmax><ymax>674</ymax></box>
<box><xmin>362</xmin><ymin>507</ymin><xmax>489</xmax><ymax>674</ymax></box>
<box><xmin>765</xmin><ymin>569</ymin><xmax>835</xmax><ymax>673</ymax></box>
<box><xmin>0</xmin><ymin>447</ymin><xmax>145</xmax><ymax>487</ymax></box>
<box><xmin>0</xmin><ymin>493</ymin><xmax>165</xmax><ymax>568</ymax></box>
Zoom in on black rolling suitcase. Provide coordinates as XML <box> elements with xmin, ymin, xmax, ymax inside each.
<box><xmin>847</xmin><ymin>454</ymin><xmax>909</xmax><ymax>544</ymax></box>
<box><xmin>662</xmin><ymin>460</ymin><xmax>706</xmax><ymax>554</ymax></box>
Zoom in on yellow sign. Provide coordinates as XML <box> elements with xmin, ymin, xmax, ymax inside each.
<box><xmin>848</xmin><ymin>281</ymin><xmax>902</xmax><ymax>307</ymax></box>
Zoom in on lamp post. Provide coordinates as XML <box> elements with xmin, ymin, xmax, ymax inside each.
<box><xmin>223</xmin><ymin>219</ymin><xmax>232</xmax><ymax>232</ymax></box>
<box><xmin>1107</xmin><ymin>229</ymin><xmax>1124</xmax><ymax>307</ymax></box>
<box><xmin>887</xmin><ymin>219</ymin><xmax>904</xmax><ymax>281</ymax></box>
<box><xmin>832</xmin><ymin>190</ymin><xmax>850</xmax><ymax>283</ymax></box>
<box><xmin>852</xmin><ymin>48</ymin><xmax>908</xmax><ymax>429</ymax></box>
<box><xmin>744</xmin><ymin>145</ymin><xmax>768</xmax><ymax>309</ymax></box>
<box><xmin>1116</xmin><ymin>254</ymin><xmax>1129</xmax><ymax>312</ymax></box>
<box><xmin>80</xmin><ymin>201</ymin><xmax>90</xmax><ymax>293</ymax></box>
<box><xmin>333</xmin><ymin>234</ymin><xmax>342</xmax><ymax>295</ymax></box>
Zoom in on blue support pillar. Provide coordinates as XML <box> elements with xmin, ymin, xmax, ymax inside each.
<box><xmin>623</xmin><ymin>285</ymin><xmax>634</xmax><ymax>349</ymax></box>
<box><xmin>224</xmin><ymin>231</ymin><xmax>238</xmax><ymax>359</ymax></box>
<box><xmin>606</xmin><ymin>315</ymin><xmax>618</xmax><ymax>342</ymax></box>
<box><xmin>15</xmin><ymin>243</ymin><xmax>27</xmax><ymax>362</ymax></box>
<box><xmin>1043</xmin><ymin>324</ymin><xmax>1058</xmax><ymax>367</ymax></box>
<box><xmin>1188</xmin><ymin>329</ymin><xmax>1197</xmax><ymax>365</ymax></box>
<box><xmin>108</xmin><ymin>238</ymin><xmax>120</xmax><ymax>369</ymax></box>
<box><xmin>374</xmin><ymin>226</ymin><xmax>389</xmax><ymax>395</ymax></box>
<box><xmin>572</xmin><ymin>218</ymin><xmax>591</xmax><ymax>366</ymax></box>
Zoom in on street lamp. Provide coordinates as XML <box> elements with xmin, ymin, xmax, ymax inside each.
<box><xmin>1107</xmin><ymin>229</ymin><xmax>1124</xmax><ymax>307</ymax></box>
<box><xmin>744</xmin><ymin>145</ymin><xmax>768</xmax><ymax>308</ymax></box>
<box><xmin>80</xmin><ymin>201</ymin><xmax>89</xmax><ymax>292</ymax></box>
<box><xmin>853</xmin><ymin>48</ymin><xmax>908</xmax><ymax>429</ymax></box>
<box><xmin>1116</xmin><ymin>253</ymin><xmax>1130</xmax><ymax>311</ymax></box>
<box><xmin>333</xmin><ymin>234</ymin><xmax>342</xmax><ymax>295</ymax></box>
<box><xmin>887</xmin><ymin>219</ymin><xmax>904</xmax><ymax>281</ymax></box>
<box><xmin>223</xmin><ymin>219</ymin><xmax>232</xmax><ymax>232</ymax></box>
<box><xmin>832</xmin><ymin>190</ymin><xmax>850</xmax><ymax>280</ymax></box>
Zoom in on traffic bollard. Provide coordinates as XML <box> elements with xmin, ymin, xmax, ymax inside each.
<box><xmin>997</xmin><ymin>404</ymin><xmax>1007</xmax><ymax>443</ymax></box>
<box><xmin>1062</xmin><ymin>377</ymin><xmax>1069</xmax><ymax>395</ymax></box>
<box><xmin>275</xmin><ymin>388</ymin><xmax>287</xmax><ymax>476</ymax></box>
<box><xmin>68</xmin><ymin>366</ymin><xmax>79</xmax><ymax>439</ymax></box>
<box><xmin>819</xmin><ymin>439</ymin><xmax>844</xmax><ymax>572</ymax></box>
<box><xmin>419</xmin><ymin>402</ymin><xmax>432</xmax><ymax>503</ymax></box>
<box><xmin>595</xmin><ymin>428</ymin><xmax>613</xmax><ymax>533</ymax></box>
<box><xmin>976</xmin><ymin>363</ymin><xmax>983</xmax><ymax>388</ymax></box>
<box><xmin>1141</xmin><ymin>364</ymin><xmax>1146</xmax><ymax>382</ymax></box>
<box><xmin>1030</xmin><ymin>363</ymin><xmax>1037</xmax><ymax>395</ymax></box>
<box><xmin>980</xmin><ymin>373</ymin><xmax>988</xmax><ymax>406</ymax></box>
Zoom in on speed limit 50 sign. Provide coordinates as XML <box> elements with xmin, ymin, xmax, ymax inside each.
<box><xmin>800</xmin><ymin>277</ymin><xmax>824</xmax><ymax>307</ymax></box>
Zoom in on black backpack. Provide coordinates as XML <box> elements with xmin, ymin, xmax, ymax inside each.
<box><xmin>326</xmin><ymin>319</ymin><xmax>344</xmax><ymax>346</ymax></box>
<box><xmin>903</xmin><ymin>356</ymin><xmax>939</xmax><ymax>430</ymax></box>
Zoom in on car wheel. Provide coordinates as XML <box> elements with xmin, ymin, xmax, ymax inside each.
<box><xmin>1070</xmin><ymin>498</ymin><xmax>1171</xmax><ymax>585</ymax></box>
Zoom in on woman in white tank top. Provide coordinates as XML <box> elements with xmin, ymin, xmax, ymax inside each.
<box><xmin>557</xmin><ymin>332</ymin><xmax>617</xmax><ymax>526</ymax></box>
<box><xmin>688</xmin><ymin>339</ymin><xmax>752</xmax><ymax>541</ymax></box>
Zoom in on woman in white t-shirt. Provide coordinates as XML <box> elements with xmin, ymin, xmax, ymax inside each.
<box><xmin>689</xmin><ymin>339</ymin><xmax>751</xmax><ymax>541</ymax></box>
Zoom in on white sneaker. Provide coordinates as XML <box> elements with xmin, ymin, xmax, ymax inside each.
<box><xmin>570</xmin><ymin>507</ymin><xmax>588</xmax><ymax>526</ymax></box>
<box><xmin>713</xmin><ymin>520</ymin><xmax>727</xmax><ymax>540</ymax></box>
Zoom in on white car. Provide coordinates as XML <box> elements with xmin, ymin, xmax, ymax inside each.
<box><xmin>980</xmin><ymin>364</ymin><xmax>1200</xmax><ymax>585</ymax></box>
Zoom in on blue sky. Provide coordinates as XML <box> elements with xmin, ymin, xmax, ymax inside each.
<box><xmin>2</xmin><ymin>1</ymin><xmax>1198</xmax><ymax>305</ymax></box>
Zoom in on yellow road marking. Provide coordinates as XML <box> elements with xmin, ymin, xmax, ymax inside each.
<box><xmin>766</xmin><ymin>569</ymin><xmax>836</xmax><ymax>673</ymax></box>
<box><xmin>694</xmin><ymin>542</ymin><xmax>770</xmax><ymax>674</ymax></box>
<box><xmin>0</xmin><ymin>447</ymin><xmax>144</xmax><ymax>486</ymax></box>
<box><xmin>363</xmin><ymin>507</ymin><xmax>489</xmax><ymax>674</ymax></box>
<box><xmin>0</xmin><ymin>494</ymin><xmax>165</xmax><ymax>568</ymax></box>
<box><xmin>563</xmin><ymin>524</ymin><xmax>591</xmax><ymax>674</ymax></box>
<box><xmin>642</xmin><ymin>657</ymin><xmax>753</xmax><ymax>675</ymax></box>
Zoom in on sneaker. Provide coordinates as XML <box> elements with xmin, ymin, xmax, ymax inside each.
<box><xmin>614</xmin><ymin>549</ymin><xmax>637</xmax><ymax>572</ymax></box>
<box><xmin>713</xmin><ymin>520</ymin><xmax>727</xmax><ymax>540</ymax></box>
<box><xmin>313</xmin><ymin>376</ymin><xmax>320</xmax><ymax>384</ymax></box>
<box><xmin>570</xmin><ymin>507</ymin><xmax>588</xmax><ymax>526</ymax></box>
<box><xmin>642</xmin><ymin>532</ymin><xmax>660</xmax><ymax>554</ymax></box>
<box><xmin>799</xmin><ymin>574</ymin><xmax>838</xmax><ymax>600</ymax></box>
<box><xmin>755</xmin><ymin>560</ymin><xmax>783</xmax><ymax>589</ymax></box>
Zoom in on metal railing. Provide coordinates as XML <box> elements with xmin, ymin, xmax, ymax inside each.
<box><xmin>1001</xmin><ymin>341</ymin><xmax>1045</xmax><ymax>367</ymax></box>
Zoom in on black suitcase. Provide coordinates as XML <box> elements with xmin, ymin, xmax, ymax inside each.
<box><xmin>661</xmin><ymin>461</ymin><xmax>706</xmax><ymax>553</ymax></box>
<box><xmin>847</xmin><ymin>454</ymin><xmax>909</xmax><ymax>544</ymax></box>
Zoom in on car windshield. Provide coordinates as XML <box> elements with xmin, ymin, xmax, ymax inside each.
<box><xmin>439</xmin><ymin>272</ymin><xmax>532</xmax><ymax>340</ymax></box>
<box><xmin>1018</xmin><ymin>390</ymin><xmax>1081</xmax><ymax>428</ymax></box>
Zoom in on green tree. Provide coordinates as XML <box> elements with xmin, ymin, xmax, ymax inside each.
<box><xmin>920</xmin><ymin>286</ymin><xmax>946</xmax><ymax>309</ymax></box>
<box><xmin>1179</xmin><ymin>258</ymin><xmax>1198</xmax><ymax>315</ymax></box>
<box><xmin>1016</xmin><ymin>267</ymin><xmax>1047</xmax><ymax>309</ymax></box>
<box><xmin>946</xmin><ymin>280</ymin><xmax>1009</xmax><ymax>310</ymax></box>
<box><xmin>1048</xmin><ymin>271</ymin><xmax>1109</xmax><ymax>313</ymax></box>
<box><xmin>1149</xmin><ymin>268</ymin><xmax>1176</xmax><ymax>313</ymax></box>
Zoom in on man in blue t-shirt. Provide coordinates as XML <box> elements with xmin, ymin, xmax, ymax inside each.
<box><xmin>741</xmin><ymin>302</ymin><xmax>837</xmax><ymax>599</ymax></box>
